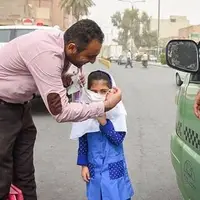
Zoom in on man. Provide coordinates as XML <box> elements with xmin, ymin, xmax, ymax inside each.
<box><xmin>194</xmin><ymin>91</ymin><xmax>200</xmax><ymax>118</ymax></box>
<box><xmin>141</xmin><ymin>52</ymin><xmax>148</xmax><ymax>68</ymax></box>
<box><xmin>0</xmin><ymin>19</ymin><xmax>121</xmax><ymax>200</ymax></box>
<box><xmin>125</xmin><ymin>50</ymin><xmax>133</xmax><ymax>68</ymax></box>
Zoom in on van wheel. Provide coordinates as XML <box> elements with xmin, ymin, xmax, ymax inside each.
<box><xmin>176</xmin><ymin>73</ymin><xmax>183</xmax><ymax>86</ymax></box>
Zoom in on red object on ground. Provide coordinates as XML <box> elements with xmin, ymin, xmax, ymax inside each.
<box><xmin>8</xmin><ymin>185</ymin><xmax>24</xmax><ymax>200</ymax></box>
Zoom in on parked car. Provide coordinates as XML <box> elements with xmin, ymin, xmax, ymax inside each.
<box><xmin>117</xmin><ymin>55</ymin><xmax>127</xmax><ymax>65</ymax></box>
<box><xmin>135</xmin><ymin>54</ymin><xmax>142</xmax><ymax>61</ymax></box>
<box><xmin>175</xmin><ymin>70</ymin><xmax>188</xmax><ymax>86</ymax></box>
<box><xmin>108</xmin><ymin>56</ymin><xmax>118</xmax><ymax>63</ymax></box>
<box><xmin>166</xmin><ymin>39</ymin><xmax>200</xmax><ymax>200</ymax></box>
<box><xmin>149</xmin><ymin>54</ymin><xmax>157</xmax><ymax>62</ymax></box>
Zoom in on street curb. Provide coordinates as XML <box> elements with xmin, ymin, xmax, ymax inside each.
<box><xmin>134</xmin><ymin>61</ymin><xmax>169</xmax><ymax>68</ymax></box>
<box><xmin>98</xmin><ymin>58</ymin><xmax>111</xmax><ymax>68</ymax></box>
<box><xmin>148</xmin><ymin>62</ymin><xmax>169</xmax><ymax>68</ymax></box>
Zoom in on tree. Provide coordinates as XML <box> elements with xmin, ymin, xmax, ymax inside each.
<box><xmin>111</xmin><ymin>8</ymin><xmax>141</xmax><ymax>50</ymax></box>
<box><xmin>140</xmin><ymin>12</ymin><xmax>157</xmax><ymax>48</ymax></box>
<box><xmin>111</xmin><ymin>9</ymin><xmax>158</xmax><ymax>50</ymax></box>
<box><xmin>60</xmin><ymin>0</ymin><xmax>95</xmax><ymax>21</ymax></box>
<box><xmin>113</xmin><ymin>30</ymin><xmax>129</xmax><ymax>50</ymax></box>
<box><xmin>111</xmin><ymin>11</ymin><xmax>122</xmax><ymax>28</ymax></box>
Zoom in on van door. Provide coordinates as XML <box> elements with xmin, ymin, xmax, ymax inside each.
<box><xmin>180</xmin><ymin>72</ymin><xmax>200</xmax><ymax>200</ymax></box>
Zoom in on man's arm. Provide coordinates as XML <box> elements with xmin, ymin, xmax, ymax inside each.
<box><xmin>194</xmin><ymin>91</ymin><xmax>200</xmax><ymax>118</ymax></box>
<box><xmin>27</xmin><ymin>51</ymin><xmax>105</xmax><ymax>122</ymax></box>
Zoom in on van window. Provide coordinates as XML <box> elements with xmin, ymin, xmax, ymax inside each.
<box><xmin>15</xmin><ymin>29</ymin><xmax>36</xmax><ymax>38</ymax></box>
<box><xmin>0</xmin><ymin>29</ymin><xmax>11</xmax><ymax>42</ymax></box>
<box><xmin>0</xmin><ymin>29</ymin><xmax>36</xmax><ymax>43</ymax></box>
<box><xmin>190</xmin><ymin>72</ymin><xmax>200</xmax><ymax>82</ymax></box>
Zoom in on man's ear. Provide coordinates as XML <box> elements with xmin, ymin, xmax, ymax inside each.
<box><xmin>66</xmin><ymin>43</ymin><xmax>77</xmax><ymax>54</ymax></box>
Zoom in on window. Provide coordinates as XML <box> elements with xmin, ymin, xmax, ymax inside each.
<box><xmin>0</xmin><ymin>30</ymin><xmax>11</xmax><ymax>42</ymax></box>
<box><xmin>190</xmin><ymin>72</ymin><xmax>200</xmax><ymax>82</ymax></box>
<box><xmin>0</xmin><ymin>29</ymin><xmax>36</xmax><ymax>43</ymax></box>
<box><xmin>170</xmin><ymin>18</ymin><xmax>176</xmax><ymax>23</ymax></box>
<box><xmin>15</xmin><ymin>29</ymin><xmax>36</xmax><ymax>38</ymax></box>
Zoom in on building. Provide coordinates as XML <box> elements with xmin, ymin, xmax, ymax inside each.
<box><xmin>0</xmin><ymin>0</ymin><xmax>75</xmax><ymax>29</ymax></box>
<box><xmin>159</xmin><ymin>36</ymin><xmax>180</xmax><ymax>48</ymax></box>
<box><xmin>151</xmin><ymin>15</ymin><xmax>190</xmax><ymax>39</ymax></box>
<box><xmin>179</xmin><ymin>25</ymin><xmax>200</xmax><ymax>42</ymax></box>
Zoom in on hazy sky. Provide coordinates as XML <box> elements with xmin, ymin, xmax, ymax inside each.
<box><xmin>88</xmin><ymin>0</ymin><xmax>200</xmax><ymax>32</ymax></box>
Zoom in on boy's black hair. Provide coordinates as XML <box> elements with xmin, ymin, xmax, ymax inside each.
<box><xmin>88</xmin><ymin>70</ymin><xmax>112</xmax><ymax>89</ymax></box>
<box><xmin>64</xmin><ymin>19</ymin><xmax>104</xmax><ymax>53</ymax></box>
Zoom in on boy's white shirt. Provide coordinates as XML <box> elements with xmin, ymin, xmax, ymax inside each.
<box><xmin>70</xmin><ymin>72</ymin><xmax>127</xmax><ymax>140</ymax></box>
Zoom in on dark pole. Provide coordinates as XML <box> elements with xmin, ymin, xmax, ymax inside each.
<box><xmin>131</xmin><ymin>4</ymin><xmax>134</xmax><ymax>54</ymax></box>
<box><xmin>157</xmin><ymin>0</ymin><xmax>160</xmax><ymax>60</ymax></box>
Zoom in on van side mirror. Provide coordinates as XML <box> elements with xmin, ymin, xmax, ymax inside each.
<box><xmin>166</xmin><ymin>40</ymin><xmax>199</xmax><ymax>73</ymax></box>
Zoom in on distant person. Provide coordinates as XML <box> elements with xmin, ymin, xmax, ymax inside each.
<box><xmin>141</xmin><ymin>52</ymin><xmax>148</xmax><ymax>68</ymax></box>
<box><xmin>71</xmin><ymin>70</ymin><xmax>134</xmax><ymax>200</ymax></box>
<box><xmin>125</xmin><ymin>50</ymin><xmax>133</xmax><ymax>68</ymax></box>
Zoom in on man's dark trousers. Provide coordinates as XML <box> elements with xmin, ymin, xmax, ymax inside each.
<box><xmin>125</xmin><ymin>58</ymin><xmax>133</xmax><ymax>68</ymax></box>
<box><xmin>0</xmin><ymin>101</ymin><xmax>37</xmax><ymax>200</ymax></box>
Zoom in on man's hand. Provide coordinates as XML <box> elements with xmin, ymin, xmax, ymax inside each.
<box><xmin>104</xmin><ymin>87</ymin><xmax>122</xmax><ymax>112</ymax></box>
<box><xmin>194</xmin><ymin>91</ymin><xmax>200</xmax><ymax>118</ymax></box>
<box><xmin>81</xmin><ymin>166</ymin><xmax>90</xmax><ymax>182</ymax></box>
<box><xmin>62</xmin><ymin>75</ymin><xmax>73</xmax><ymax>88</ymax></box>
<box><xmin>97</xmin><ymin>113</ymin><xmax>107</xmax><ymax>126</ymax></box>
<box><xmin>78</xmin><ymin>73</ymin><xmax>86</xmax><ymax>87</ymax></box>
<box><xmin>62</xmin><ymin>73</ymin><xmax>85</xmax><ymax>88</ymax></box>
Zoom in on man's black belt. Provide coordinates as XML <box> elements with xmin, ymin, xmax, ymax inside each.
<box><xmin>0</xmin><ymin>99</ymin><xmax>28</xmax><ymax>106</ymax></box>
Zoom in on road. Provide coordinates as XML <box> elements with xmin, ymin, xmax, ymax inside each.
<box><xmin>32</xmin><ymin>62</ymin><xmax>182</xmax><ymax>200</ymax></box>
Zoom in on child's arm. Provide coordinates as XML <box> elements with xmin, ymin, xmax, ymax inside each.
<box><xmin>77</xmin><ymin>134</ymin><xmax>88</xmax><ymax>166</ymax></box>
<box><xmin>98</xmin><ymin>117</ymin><xmax>126</xmax><ymax>146</ymax></box>
<box><xmin>77</xmin><ymin>135</ymin><xmax>91</xmax><ymax>182</ymax></box>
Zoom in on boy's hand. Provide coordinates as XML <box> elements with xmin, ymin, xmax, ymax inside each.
<box><xmin>97</xmin><ymin>113</ymin><xmax>107</xmax><ymax>126</ymax></box>
<box><xmin>81</xmin><ymin>166</ymin><xmax>90</xmax><ymax>182</ymax></box>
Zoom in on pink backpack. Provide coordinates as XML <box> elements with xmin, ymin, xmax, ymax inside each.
<box><xmin>8</xmin><ymin>185</ymin><xmax>24</xmax><ymax>200</ymax></box>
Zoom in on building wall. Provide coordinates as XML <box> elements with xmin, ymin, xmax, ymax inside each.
<box><xmin>179</xmin><ymin>25</ymin><xmax>200</xmax><ymax>39</ymax></box>
<box><xmin>28</xmin><ymin>0</ymin><xmax>52</xmax><ymax>25</ymax></box>
<box><xmin>0</xmin><ymin>0</ymin><xmax>75</xmax><ymax>29</ymax></box>
<box><xmin>0</xmin><ymin>0</ymin><xmax>25</xmax><ymax>25</ymax></box>
<box><xmin>159</xmin><ymin>36</ymin><xmax>180</xmax><ymax>48</ymax></box>
<box><xmin>151</xmin><ymin>15</ymin><xmax>190</xmax><ymax>39</ymax></box>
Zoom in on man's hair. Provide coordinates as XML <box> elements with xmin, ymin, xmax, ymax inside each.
<box><xmin>88</xmin><ymin>70</ymin><xmax>112</xmax><ymax>89</ymax></box>
<box><xmin>64</xmin><ymin>19</ymin><xmax>104</xmax><ymax>52</ymax></box>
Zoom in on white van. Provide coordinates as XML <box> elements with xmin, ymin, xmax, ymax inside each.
<box><xmin>0</xmin><ymin>25</ymin><xmax>60</xmax><ymax>48</ymax></box>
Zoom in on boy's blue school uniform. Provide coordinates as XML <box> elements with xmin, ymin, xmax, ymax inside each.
<box><xmin>77</xmin><ymin>119</ymin><xmax>134</xmax><ymax>200</ymax></box>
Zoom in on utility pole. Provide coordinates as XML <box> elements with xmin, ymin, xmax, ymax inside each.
<box><xmin>157</xmin><ymin>0</ymin><xmax>161</xmax><ymax>61</ymax></box>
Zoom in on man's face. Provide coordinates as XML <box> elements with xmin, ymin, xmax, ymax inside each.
<box><xmin>65</xmin><ymin>39</ymin><xmax>102</xmax><ymax>68</ymax></box>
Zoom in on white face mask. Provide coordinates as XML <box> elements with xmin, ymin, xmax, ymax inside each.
<box><xmin>80</xmin><ymin>88</ymin><xmax>106</xmax><ymax>103</ymax></box>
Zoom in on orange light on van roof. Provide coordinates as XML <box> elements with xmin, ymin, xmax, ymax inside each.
<box><xmin>23</xmin><ymin>18</ymin><xmax>32</xmax><ymax>23</ymax></box>
<box><xmin>36</xmin><ymin>22</ymin><xmax>44</xmax><ymax>26</ymax></box>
